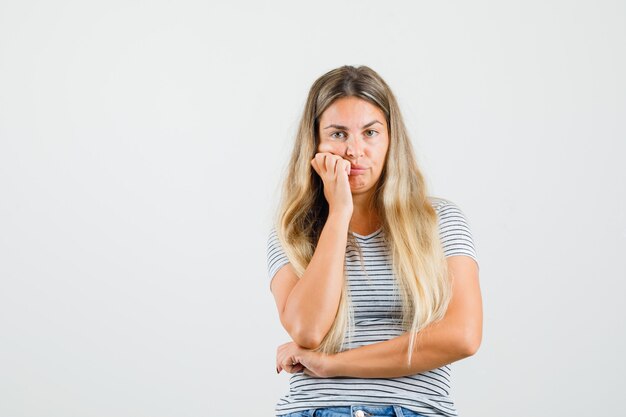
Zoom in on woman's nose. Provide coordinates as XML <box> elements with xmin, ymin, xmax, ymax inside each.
<box><xmin>345</xmin><ymin>137</ymin><xmax>364</xmax><ymax>158</ymax></box>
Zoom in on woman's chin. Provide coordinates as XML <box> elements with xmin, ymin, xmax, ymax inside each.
<box><xmin>350</xmin><ymin>183</ymin><xmax>375</xmax><ymax>196</ymax></box>
<box><xmin>349</xmin><ymin>178</ymin><xmax>366</xmax><ymax>188</ymax></box>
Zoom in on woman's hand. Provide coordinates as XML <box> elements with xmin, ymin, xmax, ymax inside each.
<box><xmin>311</xmin><ymin>152</ymin><xmax>353</xmax><ymax>215</ymax></box>
<box><xmin>276</xmin><ymin>341</ymin><xmax>334</xmax><ymax>378</ymax></box>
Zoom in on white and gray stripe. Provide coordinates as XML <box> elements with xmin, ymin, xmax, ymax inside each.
<box><xmin>267</xmin><ymin>197</ymin><xmax>479</xmax><ymax>417</ymax></box>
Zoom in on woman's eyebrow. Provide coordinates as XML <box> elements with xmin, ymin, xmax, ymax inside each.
<box><xmin>323</xmin><ymin>120</ymin><xmax>383</xmax><ymax>130</ymax></box>
<box><xmin>323</xmin><ymin>124</ymin><xmax>348</xmax><ymax>130</ymax></box>
<box><xmin>362</xmin><ymin>120</ymin><xmax>383</xmax><ymax>129</ymax></box>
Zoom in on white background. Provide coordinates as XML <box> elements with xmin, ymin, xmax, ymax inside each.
<box><xmin>1</xmin><ymin>1</ymin><xmax>624</xmax><ymax>416</ymax></box>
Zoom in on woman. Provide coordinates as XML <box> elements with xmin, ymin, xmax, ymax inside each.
<box><xmin>267</xmin><ymin>65</ymin><xmax>482</xmax><ymax>417</ymax></box>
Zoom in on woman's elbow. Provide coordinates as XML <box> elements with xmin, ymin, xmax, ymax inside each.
<box><xmin>458</xmin><ymin>325</ymin><xmax>482</xmax><ymax>357</ymax></box>
<box><xmin>292</xmin><ymin>331</ymin><xmax>324</xmax><ymax>350</ymax></box>
<box><xmin>281</xmin><ymin>313</ymin><xmax>325</xmax><ymax>349</ymax></box>
<box><xmin>289</xmin><ymin>324</ymin><xmax>324</xmax><ymax>350</ymax></box>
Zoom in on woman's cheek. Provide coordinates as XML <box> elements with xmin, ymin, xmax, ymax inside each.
<box><xmin>317</xmin><ymin>142</ymin><xmax>339</xmax><ymax>154</ymax></box>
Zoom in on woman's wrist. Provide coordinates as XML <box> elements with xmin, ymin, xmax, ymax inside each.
<box><xmin>321</xmin><ymin>351</ymin><xmax>341</xmax><ymax>378</ymax></box>
<box><xmin>327</xmin><ymin>209</ymin><xmax>352</xmax><ymax>225</ymax></box>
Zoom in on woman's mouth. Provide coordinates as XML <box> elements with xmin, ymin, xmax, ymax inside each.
<box><xmin>349</xmin><ymin>166</ymin><xmax>368</xmax><ymax>176</ymax></box>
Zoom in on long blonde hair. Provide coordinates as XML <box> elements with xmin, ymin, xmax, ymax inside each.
<box><xmin>274</xmin><ymin>65</ymin><xmax>451</xmax><ymax>366</ymax></box>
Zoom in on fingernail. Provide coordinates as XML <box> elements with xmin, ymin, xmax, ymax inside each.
<box><xmin>276</xmin><ymin>368</ymin><xmax>279</xmax><ymax>374</ymax></box>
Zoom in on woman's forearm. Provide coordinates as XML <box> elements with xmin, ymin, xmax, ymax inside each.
<box><xmin>327</xmin><ymin>320</ymin><xmax>478</xmax><ymax>378</ymax></box>
<box><xmin>282</xmin><ymin>210</ymin><xmax>351</xmax><ymax>348</ymax></box>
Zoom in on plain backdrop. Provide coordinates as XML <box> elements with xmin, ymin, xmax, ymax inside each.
<box><xmin>1</xmin><ymin>1</ymin><xmax>624</xmax><ymax>416</ymax></box>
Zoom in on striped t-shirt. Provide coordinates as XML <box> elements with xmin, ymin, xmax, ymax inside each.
<box><xmin>267</xmin><ymin>197</ymin><xmax>479</xmax><ymax>417</ymax></box>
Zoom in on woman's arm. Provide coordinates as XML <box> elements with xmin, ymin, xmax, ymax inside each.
<box><xmin>271</xmin><ymin>211</ymin><xmax>351</xmax><ymax>349</ymax></box>
<box><xmin>277</xmin><ymin>255</ymin><xmax>482</xmax><ymax>377</ymax></box>
<box><xmin>270</xmin><ymin>154</ymin><xmax>355</xmax><ymax>349</ymax></box>
<box><xmin>326</xmin><ymin>255</ymin><xmax>482</xmax><ymax>377</ymax></box>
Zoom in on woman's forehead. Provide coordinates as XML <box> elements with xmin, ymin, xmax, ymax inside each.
<box><xmin>319</xmin><ymin>97</ymin><xmax>386</xmax><ymax>128</ymax></box>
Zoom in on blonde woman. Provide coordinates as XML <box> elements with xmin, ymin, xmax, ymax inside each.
<box><xmin>267</xmin><ymin>65</ymin><xmax>482</xmax><ymax>417</ymax></box>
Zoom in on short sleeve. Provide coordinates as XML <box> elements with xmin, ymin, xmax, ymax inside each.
<box><xmin>435</xmin><ymin>200</ymin><xmax>480</xmax><ymax>270</ymax></box>
<box><xmin>266</xmin><ymin>227</ymin><xmax>291</xmax><ymax>290</ymax></box>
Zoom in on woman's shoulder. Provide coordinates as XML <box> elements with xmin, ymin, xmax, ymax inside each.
<box><xmin>427</xmin><ymin>195</ymin><xmax>472</xmax><ymax>223</ymax></box>
<box><xmin>427</xmin><ymin>195</ymin><xmax>458</xmax><ymax>212</ymax></box>
<box><xmin>428</xmin><ymin>196</ymin><xmax>479</xmax><ymax>266</ymax></box>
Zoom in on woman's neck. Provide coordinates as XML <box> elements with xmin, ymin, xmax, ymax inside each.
<box><xmin>350</xmin><ymin>192</ymin><xmax>381</xmax><ymax>234</ymax></box>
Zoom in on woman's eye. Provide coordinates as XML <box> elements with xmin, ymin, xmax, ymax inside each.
<box><xmin>365</xmin><ymin>129</ymin><xmax>378</xmax><ymax>137</ymax></box>
<box><xmin>330</xmin><ymin>131</ymin><xmax>346</xmax><ymax>139</ymax></box>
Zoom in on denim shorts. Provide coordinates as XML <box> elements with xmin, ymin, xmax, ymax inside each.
<box><xmin>280</xmin><ymin>405</ymin><xmax>426</xmax><ymax>417</ymax></box>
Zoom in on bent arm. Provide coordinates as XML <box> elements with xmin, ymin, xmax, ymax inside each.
<box><xmin>325</xmin><ymin>255</ymin><xmax>482</xmax><ymax>378</ymax></box>
<box><xmin>271</xmin><ymin>211</ymin><xmax>351</xmax><ymax>349</ymax></box>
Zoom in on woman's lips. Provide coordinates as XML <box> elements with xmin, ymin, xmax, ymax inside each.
<box><xmin>349</xmin><ymin>166</ymin><xmax>368</xmax><ymax>176</ymax></box>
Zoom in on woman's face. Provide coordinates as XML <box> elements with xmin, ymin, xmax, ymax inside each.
<box><xmin>317</xmin><ymin>96</ymin><xmax>389</xmax><ymax>197</ymax></box>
